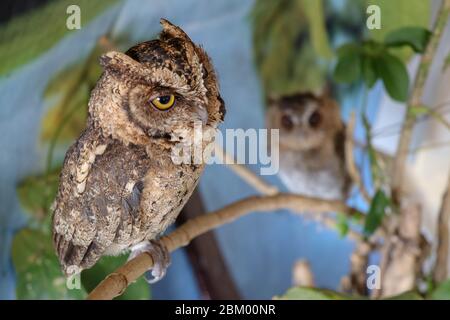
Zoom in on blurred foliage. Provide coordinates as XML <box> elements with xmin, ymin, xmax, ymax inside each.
<box><xmin>384</xmin><ymin>291</ymin><xmax>423</xmax><ymax>300</ymax></box>
<box><xmin>336</xmin><ymin>212</ymin><xmax>349</xmax><ymax>237</ymax></box>
<box><xmin>17</xmin><ymin>168</ymin><xmax>60</xmax><ymax>222</ymax></box>
<box><xmin>274</xmin><ymin>286</ymin><xmax>356</xmax><ymax>300</ymax></box>
<box><xmin>251</xmin><ymin>0</ymin><xmax>430</xmax><ymax>101</ymax></box>
<box><xmin>429</xmin><ymin>279</ymin><xmax>450</xmax><ymax>300</ymax></box>
<box><xmin>276</xmin><ymin>286</ymin><xmax>425</xmax><ymax>300</ymax></box>
<box><xmin>251</xmin><ymin>0</ymin><xmax>366</xmax><ymax>97</ymax></box>
<box><xmin>0</xmin><ymin>0</ymin><xmax>118</xmax><ymax>75</ymax></box>
<box><xmin>12</xmin><ymin>228</ymin><xmax>86</xmax><ymax>299</ymax></box>
<box><xmin>368</xmin><ymin>0</ymin><xmax>430</xmax><ymax>61</ymax></box>
<box><xmin>334</xmin><ymin>27</ymin><xmax>431</xmax><ymax>102</ymax></box>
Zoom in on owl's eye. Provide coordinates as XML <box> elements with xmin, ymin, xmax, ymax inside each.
<box><xmin>281</xmin><ymin>114</ymin><xmax>294</xmax><ymax>131</ymax></box>
<box><xmin>308</xmin><ymin>111</ymin><xmax>321</xmax><ymax>128</ymax></box>
<box><xmin>151</xmin><ymin>94</ymin><xmax>175</xmax><ymax>110</ymax></box>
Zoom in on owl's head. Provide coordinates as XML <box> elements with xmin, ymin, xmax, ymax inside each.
<box><xmin>266</xmin><ymin>92</ymin><xmax>342</xmax><ymax>151</ymax></box>
<box><xmin>90</xmin><ymin>19</ymin><xmax>225</xmax><ymax>146</ymax></box>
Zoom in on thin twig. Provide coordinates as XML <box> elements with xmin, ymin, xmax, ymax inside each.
<box><xmin>214</xmin><ymin>142</ymin><xmax>279</xmax><ymax>195</ymax></box>
<box><xmin>391</xmin><ymin>0</ymin><xmax>450</xmax><ymax>202</ymax></box>
<box><xmin>87</xmin><ymin>193</ymin><xmax>358</xmax><ymax>299</ymax></box>
<box><xmin>433</xmin><ymin>171</ymin><xmax>450</xmax><ymax>283</ymax></box>
<box><xmin>345</xmin><ymin>112</ymin><xmax>371</xmax><ymax>203</ymax></box>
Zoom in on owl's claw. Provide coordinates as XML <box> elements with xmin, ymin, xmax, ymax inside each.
<box><xmin>128</xmin><ymin>240</ymin><xmax>171</xmax><ymax>284</ymax></box>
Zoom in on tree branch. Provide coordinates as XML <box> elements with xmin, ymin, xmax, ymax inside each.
<box><xmin>87</xmin><ymin>193</ymin><xmax>359</xmax><ymax>299</ymax></box>
<box><xmin>214</xmin><ymin>143</ymin><xmax>278</xmax><ymax>195</ymax></box>
<box><xmin>391</xmin><ymin>0</ymin><xmax>450</xmax><ymax>202</ymax></box>
<box><xmin>433</xmin><ymin>171</ymin><xmax>450</xmax><ymax>283</ymax></box>
<box><xmin>345</xmin><ymin>112</ymin><xmax>371</xmax><ymax>203</ymax></box>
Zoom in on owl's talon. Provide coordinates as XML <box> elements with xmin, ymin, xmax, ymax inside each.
<box><xmin>128</xmin><ymin>240</ymin><xmax>171</xmax><ymax>284</ymax></box>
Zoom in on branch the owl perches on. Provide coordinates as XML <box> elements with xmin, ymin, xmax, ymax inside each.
<box><xmin>87</xmin><ymin>193</ymin><xmax>359</xmax><ymax>300</ymax></box>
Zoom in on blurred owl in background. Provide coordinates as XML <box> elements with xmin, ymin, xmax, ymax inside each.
<box><xmin>52</xmin><ymin>19</ymin><xmax>225</xmax><ymax>282</ymax></box>
<box><xmin>266</xmin><ymin>92</ymin><xmax>350</xmax><ymax>201</ymax></box>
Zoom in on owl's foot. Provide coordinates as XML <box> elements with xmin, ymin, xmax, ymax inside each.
<box><xmin>128</xmin><ymin>240</ymin><xmax>171</xmax><ymax>284</ymax></box>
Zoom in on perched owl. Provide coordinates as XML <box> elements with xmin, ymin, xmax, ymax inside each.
<box><xmin>52</xmin><ymin>19</ymin><xmax>225</xmax><ymax>282</ymax></box>
<box><xmin>266</xmin><ymin>92</ymin><xmax>350</xmax><ymax>201</ymax></box>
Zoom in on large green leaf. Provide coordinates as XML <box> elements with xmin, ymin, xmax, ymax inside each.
<box><xmin>12</xmin><ymin>228</ymin><xmax>86</xmax><ymax>299</ymax></box>
<box><xmin>363</xmin><ymin>189</ymin><xmax>390</xmax><ymax>236</ymax></box>
<box><xmin>81</xmin><ymin>254</ymin><xmax>151</xmax><ymax>300</ymax></box>
<box><xmin>384</xmin><ymin>27</ymin><xmax>431</xmax><ymax>53</ymax></box>
<box><xmin>376</xmin><ymin>53</ymin><xmax>409</xmax><ymax>102</ymax></box>
<box><xmin>0</xmin><ymin>0</ymin><xmax>118</xmax><ymax>75</ymax></box>
<box><xmin>274</xmin><ymin>286</ymin><xmax>357</xmax><ymax>300</ymax></box>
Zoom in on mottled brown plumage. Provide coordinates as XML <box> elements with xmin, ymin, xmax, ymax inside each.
<box><xmin>52</xmin><ymin>19</ymin><xmax>225</xmax><ymax>277</ymax></box>
<box><xmin>266</xmin><ymin>92</ymin><xmax>350</xmax><ymax>200</ymax></box>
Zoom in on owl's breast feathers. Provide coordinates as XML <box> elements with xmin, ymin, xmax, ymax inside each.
<box><xmin>52</xmin><ymin>126</ymin><xmax>201</xmax><ymax>275</ymax></box>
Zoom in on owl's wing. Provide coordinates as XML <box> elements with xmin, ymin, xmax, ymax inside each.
<box><xmin>52</xmin><ymin>127</ymin><xmax>117</xmax><ymax>275</ymax></box>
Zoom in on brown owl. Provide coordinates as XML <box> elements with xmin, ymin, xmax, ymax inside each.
<box><xmin>52</xmin><ymin>19</ymin><xmax>225</xmax><ymax>282</ymax></box>
<box><xmin>266</xmin><ymin>92</ymin><xmax>350</xmax><ymax>200</ymax></box>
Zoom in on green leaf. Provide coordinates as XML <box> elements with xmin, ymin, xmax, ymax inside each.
<box><xmin>368</xmin><ymin>0</ymin><xmax>430</xmax><ymax>61</ymax></box>
<box><xmin>81</xmin><ymin>255</ymin><xmax>151</xmax><ymax>300</ymax></box>
<box><xmin>364</xmin><ymin>189</ymin><xmax>390</xmax><ymax>236</ymax></box>
<box><xmin>274</xmin><ymin>286</ymin><xmax>358</xmax><ymax>300</ymax></box>
<box><xmin>375</xmin><ymin>53</ymin><xmax>409</xmax><ymax>101</ymax></box>
<box><xmin>0</xmin><ymin>0</ymin><xmax>118</xmax><ymax>75</ymax></box>
<box><xmin>12</xmin><ymin>228</ymin><xmax>86</xmax><ymax>299</ymax></box>
<box><xmin>430</xmin><ymin>279</ymin><xmax>450</xmax><ymax>300</ymax></box>
<box><xmin>336</xmin><ymin>213</ymin><xmax>349</xmax><ymax>237</ymax></box>
<box><xmin>17</xmin><ymin>168</ymin><xmax>61</xmax><ymax>221</ymax></box>
<box><xmin>361</xmin><ymin>55</ymin><xmax>378</xmax><ymax>88</ymax></box>
<box><xmin>385</xmin><ymin>27</ymin><xmax>431</xmax><ymax>53</ymax></box>
<box><xmin>384</xmin><ymin>290</ymin><xmax>423</xmax><ymax>300</ymax></box>
<box><xmin>333</xmin><ymin>50</ymin><xmax>362</xmax><ymax>84</ymax></box>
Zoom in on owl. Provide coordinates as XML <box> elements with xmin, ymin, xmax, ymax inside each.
<box><xmin>52</xmin><ymin>19</ymin><xmax>225</xmax><ymax>282</ymax></box>
<box><xmin>266</xmin><ymin>92</ymin><xmax>350</xmax><ymax>201</ymax></box>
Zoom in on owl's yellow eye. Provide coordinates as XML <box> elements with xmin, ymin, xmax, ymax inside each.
<box><xmin>151</xmin><ymin>94</ymin><xmax>175</xmax><ymax>110</ymax></box>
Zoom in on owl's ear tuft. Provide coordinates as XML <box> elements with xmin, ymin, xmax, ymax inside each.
<box><xmin>159</xmin><ymin>18</ymin><xmax>192</xmax><ymax>43</ymax></box>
